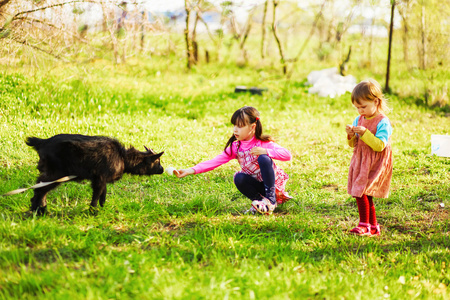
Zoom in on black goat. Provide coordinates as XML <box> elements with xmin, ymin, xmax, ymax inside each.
<box><xmin>26</xmin><ymin>134</ymin><xmax>164</xmax><ymax>215</ymax></box>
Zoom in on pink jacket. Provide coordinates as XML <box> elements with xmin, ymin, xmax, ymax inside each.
<box><xmin>192</xmin><ymin>136</ymin><xmax>291</xmax><ymax>174</ymax></box>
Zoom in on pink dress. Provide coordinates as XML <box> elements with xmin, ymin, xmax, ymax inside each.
<box><xmin>348</xmin><ymin>114</ymin><xmax>393</xmax><ymax>198</ymax></box>
<box><xmin>192</xmin><ymin>137</ymin><xmax>292</xmax><ymax>204</ymax></box>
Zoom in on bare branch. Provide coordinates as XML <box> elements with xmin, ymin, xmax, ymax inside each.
<box><xmin>7</xmin><ymin>37</ymin><xmax>70</xmax><ymax>62</ymax></box>
<box><xmin>13</xmin><ymin>0</ymin><xmax>96</xmax><ymax>19</ymax></box>
<box><xmin>16</xmin><ymin>17</ymin><xmax>90</xmax><ymax>44</ymax></box>
<box><xmin>272</xmin><ymin>0</ymin><xmax>286</xmax><ymax>74</ymax></box>
<box><xmin>239</xmin><ymin>6</ymin><xmax>255</xmax><ymax>50</ymax></box>
<box><xmin>0</xmin><ymin>0</ymin><xmax>11</xmax><ymax>9</ymax></box>
<box><xmin>192</xmin><ymin>6</ymin><xmax>218</xmax><ymax>45</ymax></box>
<box><xmin>286</xmin><ymin>0</ymin><xmax>327</xmax><ymax>79</ymax></box>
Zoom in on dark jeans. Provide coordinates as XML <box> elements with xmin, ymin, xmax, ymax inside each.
<box><xmin>233</xmin><ymin>154</ymin><xmax>276</xmax><ymax>204</ymax></box>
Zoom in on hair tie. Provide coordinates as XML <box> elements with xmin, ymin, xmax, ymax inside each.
<box><xmin>256</xmin><ymin>117</ymin><xmax>260</xmax><ymax>121</ymax></box>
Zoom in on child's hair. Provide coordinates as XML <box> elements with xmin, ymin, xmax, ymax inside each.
<box><xmin>351</xmin><ymin>79</ymin><xmax>390</xmax><ymax>114</ymax></box>
<box><xmin>224</xmin><ymin>106</ymin><xmax>273</xmax><ymax>155</ymax></box>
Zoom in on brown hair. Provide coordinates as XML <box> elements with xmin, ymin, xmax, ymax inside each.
<box><xmin>224</xmin><ymin>106</ymin><xmax>273</xmax><ymax>156</ymax></box>
<box><xmin>351</xmin><ymin>79</ymin><xmax>390</xmax><ymax>114</ymax></box>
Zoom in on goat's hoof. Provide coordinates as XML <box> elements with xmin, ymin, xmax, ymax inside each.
<box><xmin>88</xmin><ymin>206</ymin><xmax>99</xmax><ymax>216</ymax></box>
<box><xmin>36</xmin><ymin>206</ymin><xmax>47</xmax><ymax>216</ymax></box>
<box><xmin>28</xmin><ymin>206</ymin><xmax>47</xmax><ymax>217</ymax></box>
<box><xmin>23</xmin><ymin>210</ymin><xmax>34</xmax><ymax>219</ymax></box>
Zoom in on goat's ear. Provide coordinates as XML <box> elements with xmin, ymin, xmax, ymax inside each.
<box><xmin>149</xmin><ymin>151</ymin><xmax>164</xmax><ymax>160</ymax></box>
<box><xmin>144</xmin><ymin>146</ymin><xmax>156</xmax><ymax>154</ymax></box>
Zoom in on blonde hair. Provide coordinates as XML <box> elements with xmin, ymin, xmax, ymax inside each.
<box><xmin>351</xmin><ymin>79</ymin><xmax>390</xmax><ymax>114</ymax></box>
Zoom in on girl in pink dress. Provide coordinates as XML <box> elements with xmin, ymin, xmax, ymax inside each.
<box><xmin>346</xmin><ymin>79</ymin><xmax>393</xmax><ymax>236</ymax></box>
<box><xmin>175</xmin><ymin>106</ymin><xmax>292</xmax><ymax>215</ymax></box>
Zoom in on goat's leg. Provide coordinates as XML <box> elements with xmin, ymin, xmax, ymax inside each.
<box><xmin>90</xmin><ymin>178</ymin><xmax>106</xmax><ymax>208</ymax></box>
<box><xmin>99</xmin><ymin>187</ymin><xmax>107</xmax><ymax>207</ymax></box>
<box><xmin>30</xmin><ymin>174</ymin><xmax>61</xmax><ymax>215</ymax></box>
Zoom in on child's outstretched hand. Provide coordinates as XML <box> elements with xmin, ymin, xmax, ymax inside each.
<box><xmin>175</xmin><ymin>168</ymin><xmax>195</xmax><ymax>178</ymax></box>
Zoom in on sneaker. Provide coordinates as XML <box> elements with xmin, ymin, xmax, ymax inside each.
<box><xmin>251</xmin><ymin>197</ymin><xmax>277</xmax><ymax>215</ymax></box>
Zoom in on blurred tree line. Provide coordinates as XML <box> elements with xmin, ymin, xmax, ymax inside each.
<box><xmin>0</xmin><ymin>0</ymin><xmax>448</xmax><ymax>105</ymax></box>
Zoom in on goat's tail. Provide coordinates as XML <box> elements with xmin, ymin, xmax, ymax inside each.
<box><xmin>25</xmin><ymin>137</ymin><xmax>44</xmax><ymax>149</ymax></box>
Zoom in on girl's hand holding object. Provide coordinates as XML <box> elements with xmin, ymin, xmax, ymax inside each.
<box><xmin>174</xmin><ymin>168</ymin><xmax>194</xmax><ymax>178</ymax></box>
<box><xmin>353</xmin><ymin>126</ymin><xmax>367</xmax><ymax>135</ymax></box>
<box><xmin>346</xmin><ymin>125</ymin><xmax>354</xmax><ymax>137</ymax></box>
<box><xmin>165</xmin><ymin>167</ymin><xmax>179</xmax><ymax>176</ymax></box>
<box><xmin>250</xmin><ymin>147</ymin><xmax>268</xmax><ymax>156</ymax></box>
<box><xmin>346</xmin><ymin>125</ymin><xmax>367</xmax><ymax>136</ymax></box>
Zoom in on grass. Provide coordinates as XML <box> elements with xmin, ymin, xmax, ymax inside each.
<box><xmin>0</xmin><ymin>57</ymin><xmax>449</xmax><ymax>299</ymax></box>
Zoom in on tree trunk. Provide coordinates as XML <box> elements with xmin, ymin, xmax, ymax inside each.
<box><xmin>140</xmin><ymin>11</ymin><xmax>145</xmax><ymax>52</ymax></box>
<box><xmin>385</xmin><ymin>0</ymin><xmax>395</xmax><ymax>92</ymax></box>
<box><xmin>101</xmin><ymin>2</ymin><xmax>120</xmax><ymax>64</ymax></box>
<box><xmin>261</xmin><ymin>0</ymin><xmax>268</xmax><ymax>59</ymax></box>
<box><xmin>420</xmin><ymin>3</ymin><xmax>426</xmax><ymax>69</ymax></box>
<box><xmin>100</xmin><ymin>2</ymin><xmax>108</xmax><ymax>32</ymax></box>
<box><xmin>397</xmin><ymin>0</ymin><xmax>412</xmax><ymax>68</ymax></box>
<box><xmin>401</xmin><ymin>14</ymin><xmax>409</xmax><ymax>67</ymax></box>
<box><xmin>271</xmin><ymin>0</ymin><xmax>286</xmax><ymax>74</ymax></box>
<box><xmin>368</xmin><ymin>15</ymin><xmax>375</xmax><ymax>66</ymax></box>
<box><xmin>339</xmin><ymin>46</ymin><xmax>351</xmax><ymax>76</ymax></box>
<box><xmin>184</xmin><ymin>0</ymin><xmax>192</xmax><ymax>69</ymax></box>
<box><xmin>192</xmin><ymin>10</ymin><xmax>199</xmax><ymax>64</ymax></box>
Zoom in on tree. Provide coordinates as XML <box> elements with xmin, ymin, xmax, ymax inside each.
<box><xmin>260</xmin><ymin>0</ymin><xmax>268</xmax><ymax>59</ymax></box>
<box><xmin>271</xmin><ymin>0</ymin><xmax>286</xmax><ymax>74</ymax></box>
<box><xmin>397</xmin><ymin>0</ymin><xmax>413</xmax><ymax>68</ymax></box>
<box><xmin>184</xmin><ymin>0</ymin><xmax>193</xmax><ymax>69</ymax></box>
<box><xmin>287</xmin><ymin>0</ymin><xmax>327</xmax><ymax>80</ymax></box>
<box><xmin>0</xmin><ymin>0</ymin><xmax>92</xmax><ymax>62</ymax></box>
<box><xmin>0</xmin><ymin>0</ymin><xmax>142</xmax><ymax>65</ymax></box>
<box><xmin>367</xmin><ymin>0</ymin><xmax>380</xmax><ymax>67</ymax></box>
<box><xmin>419</xmin><ymin>0</ymin><xmax>426</xmax><ymax>69</ymax></box>
<box><xmin>385</xmin><ymin>0</ymin><xmax>395</xmax><ymax>92</ymax></box>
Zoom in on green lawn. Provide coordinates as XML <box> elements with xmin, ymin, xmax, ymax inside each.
<box><xmin>0</xmin><ymin>60</ymin><xmax>449</xmax><ymax>299</ymax></box>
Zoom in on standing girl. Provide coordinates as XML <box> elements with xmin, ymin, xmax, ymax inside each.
<box><xmin>175</xmin><ymin>106</ymin><xmax>292</xmax><ymax>215</ymax></box>
<box><xmin>346</xmin><ymin>79</ymin><xmax>393</xmax><ymax>236</ymax></box>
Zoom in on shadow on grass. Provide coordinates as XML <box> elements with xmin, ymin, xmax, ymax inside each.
<box><xmin>2</xmin><ymin>219</ymin><xmax>447</xmax><ymax>271</ymax></box>
<box><xmin>392</xmin><ymin>92</ymin><xmax>450</xmax><ymax>114</ymax></box>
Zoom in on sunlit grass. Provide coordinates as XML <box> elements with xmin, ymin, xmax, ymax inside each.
<box><xmin>0</xmin><ymin>61</ymin><xmax>449</xmax><ymax>299</ymax></box>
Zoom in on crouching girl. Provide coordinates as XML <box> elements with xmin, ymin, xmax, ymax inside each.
<box><xmin>175</xmin><ymin>106</ymin><xmax>292</xmax><ymax>215</ymax></box>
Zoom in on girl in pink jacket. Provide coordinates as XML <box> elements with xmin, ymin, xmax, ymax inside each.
<box><xmin>176</xmin><ymin>106</ymin><xmax>292</xmax><ymax>215</ymax></box>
